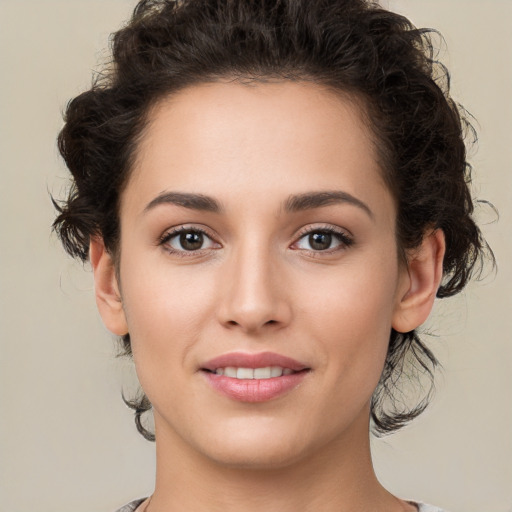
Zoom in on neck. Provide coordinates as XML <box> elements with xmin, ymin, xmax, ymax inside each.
<box><xmin>148</xmin><ymin>407</ymin><xmax>411</xmax><ymax>512</ymax></box>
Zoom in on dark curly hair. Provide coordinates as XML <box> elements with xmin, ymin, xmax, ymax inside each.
<box><xmin>53</xmin><ymin>0</ymin><xmax>491</xmax><ymax>440</ymax></box>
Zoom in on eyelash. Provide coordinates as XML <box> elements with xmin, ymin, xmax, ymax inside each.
<box><xmin>293</xmin><ymin>225</ymin><xmax>354</xmax><ymax>255</ymax></box>
<box><xmin>157</xmin><ymin>226</ymin><xmax>219</xmax><ymax>258</ymax></box>
<box><xmin>158</xmin><ymin>225</ymin><xmax>354</xmax><ymax>258</ymax></box>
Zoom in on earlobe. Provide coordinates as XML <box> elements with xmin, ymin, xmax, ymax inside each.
<box><xmin>392</xmin><ymin>230</ymin><xmax>446</xmax><ymax>333</ymax></box>
<box><xmin>89</xmin><ymin>237</ymin><xmax>128</xmax><ymax>336</ymax></box>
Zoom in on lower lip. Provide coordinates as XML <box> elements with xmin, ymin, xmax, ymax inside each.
<box><xmin>202</xmin><ymin>371</ymin><xmax>309</xmax><ymax>402</ymax></box>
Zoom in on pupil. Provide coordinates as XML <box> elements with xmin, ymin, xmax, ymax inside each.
<box><xmin>309</xmin><ymin>232</ymin><xmax>331</xmax><ymax>250</ymax></box>
<box><xmin>180</xmin><ymin>231</ymin><xmax>203</xmax><ymax>250</ymax></box>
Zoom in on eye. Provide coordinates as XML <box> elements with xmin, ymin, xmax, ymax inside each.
<box><xmin>159</xmin><ymin>227</ymin><xmax>218</xmax><ymax>253</ymax></box>
<box><xmin>293</xmin><ymin>227</ymin><xmax>353</xmax><ymax>252</ymax></box>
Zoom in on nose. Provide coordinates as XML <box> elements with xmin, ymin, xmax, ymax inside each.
<box><xmin>216</xmin><ymin>242</ymin><xmax>292</xmax><ymax>334</ymax></box>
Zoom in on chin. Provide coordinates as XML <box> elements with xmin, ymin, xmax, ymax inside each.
<box><xmin>204</xmin><ymin>441</ymin><xmax>310</xmax><ymax>471</ymax></box>
<box><xmin>191</xmin><ymin>418</ymin><xmax>322</xmax><ymax>471</ymax></box>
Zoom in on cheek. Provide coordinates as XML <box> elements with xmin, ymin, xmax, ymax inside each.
<box><xmin>304</xmin><ymin>258</ymin><xmax>398</xmax><ymax>329</ymax></box>
<box><xmin>118</xmin><ymin>255</ymin><xmax>217</xmax><ymax>382</ymax></box>
<box><xmin>298</xmin><ymin>255</ymin><xmax>399</xmax><ymax>380</ymax></box>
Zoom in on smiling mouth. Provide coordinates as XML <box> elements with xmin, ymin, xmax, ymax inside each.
<box><xmin>200</xmin><ymin>352</ymin><xmax>311</xmax><ymax>401</ymax></box>
<box><xmin>203</xmin><ymin>366</ymin><xmax>307</xmax><ymax>379</ymax></box>
<box><xmin>201</xmin><ymin>366</ymin><xmax>310</xmax><ymax>402</ymax></box>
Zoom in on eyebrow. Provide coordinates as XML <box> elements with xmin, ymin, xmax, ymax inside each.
<box><xmin>143</xmin><ymin>189</ymin><xmax>373</xmax><ymax>218</ymax></box>
<box><xmin>284</xmin><ymin>190</ymin><xmax>374</xmax><ymax>218</ymax></box>
<box><xmin>144</xmin><ymin>192</ymin><xmax>223</xmax><ymax>214</ymax></box>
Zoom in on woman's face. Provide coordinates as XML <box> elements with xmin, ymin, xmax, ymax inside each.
<box><xmin>114</xmin><ymin>81</ymin><xmax>411</xmax><ymax>468</ymax></box>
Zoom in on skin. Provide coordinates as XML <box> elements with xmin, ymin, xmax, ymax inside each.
<box><xmin>90</xmin><ymin>80</ymin><xmax>445</xmax><ymax>512</ymax></box>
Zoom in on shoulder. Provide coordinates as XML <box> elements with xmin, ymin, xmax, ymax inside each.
<box><xmin>114</xmin><ymin>498</ymin><xmax>147</xmax><ymax>512</ymax></box>
<box><xmin>114</xmin><ymin>498</ymin><xmax>449</xmax><ymax>512</ymax></box>
<box><xmin>115</xmin><ymin>498</ymin><xmax>449</xmax><ymax>512</ymax></box>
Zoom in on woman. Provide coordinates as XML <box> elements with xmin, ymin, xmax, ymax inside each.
<box><xmin>53</xmin><ymin>0</ymin><xmax>489</xmax><ymax>510</ymax></box>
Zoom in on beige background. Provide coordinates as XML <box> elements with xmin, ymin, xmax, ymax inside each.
<box><xmin>0</xmin><ymin>1</ymin><xmax>511</xmax><ymax>511</ymax></box>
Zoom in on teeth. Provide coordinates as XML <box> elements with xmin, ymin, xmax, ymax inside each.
<box><xmin>270</xmin><ymin>366</ymin><xmax>283</xmax><ymax>377</ymax></box>
<box><xmin>254</xmin><ymin>367</ymin><xmax>271</xmax><ymax>379</ymax></box>
<box><xmin>224</xmin><ymin>367</ymin><xmax>237</xmax><ymax>378</ymax></box>
<box><xmin>214</xmin><ymin>366</ymin><xmax>295</xmax><ymax>379</ymax></box>
<box><xmin>237</xmin><ymin>367</ymin><xmax>254</xmax><ymax>379</ymax></box>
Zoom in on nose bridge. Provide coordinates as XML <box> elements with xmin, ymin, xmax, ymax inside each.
<box><xmin>217</xmin><ymin>233</ymin><xmax>290</xmax><ymax>332</ymax></box>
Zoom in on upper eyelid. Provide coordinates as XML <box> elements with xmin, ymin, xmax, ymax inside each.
<box><xmin>294</xmin><ymin>223</ymin><xmax>353</xmax><ymax>240</ymax></box>
<box><xmin>159</xmin><ymin>223</ymin><xmax>350</xmax><ymax>237</ymax></box>
<box><xmin>159</xmin><ymin>225</ymin><xmax>217</xmax><ymax>242</ymax></box>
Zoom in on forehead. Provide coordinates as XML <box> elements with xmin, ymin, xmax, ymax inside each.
<box><xmin>125</xmin><ymin>80</ymin><xmax>390</xmax><ymax>217</ymax></box>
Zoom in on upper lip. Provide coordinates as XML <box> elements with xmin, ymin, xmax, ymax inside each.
<box><xmin>201</xmin><ymin>352</ymin><xmax>309</xmax><ymax>372</ymax></box>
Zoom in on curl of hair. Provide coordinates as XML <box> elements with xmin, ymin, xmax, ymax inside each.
<box><xmin>53</xmin><ymin>0</ymin><xmax>493</xmax><ymax>439</ymax></box>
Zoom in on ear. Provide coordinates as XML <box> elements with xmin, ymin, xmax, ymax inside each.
<box><xmin>392</xmin><ymin>229</ymin><xmax>446</xmax><ymax>333</ymax></box>
<box><xmin>89</xmin><ymin>237</ymin><xmax>128</xmax><ymax>336</ymax></box>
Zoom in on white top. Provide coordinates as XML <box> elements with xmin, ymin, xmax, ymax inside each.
<box><xmin>116</xmin><ymin>498</ymin><xmax>449</xmax><ymax>511</ymax></box>
<box><xmin>417</xmin><ymin>504</ymin><xmax>448</xmax><ymax>512</ymax></box>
